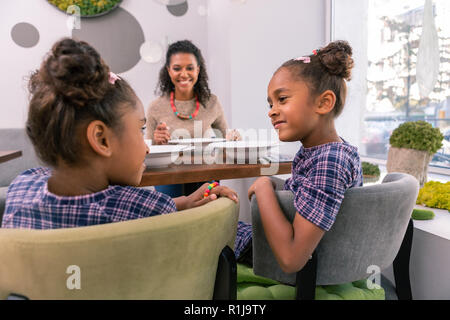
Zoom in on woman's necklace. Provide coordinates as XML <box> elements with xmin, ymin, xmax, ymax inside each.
<box><xmin>170</xmin><ymin>91</ymin><xmax>200</xmax><ymax>120</ymax></box>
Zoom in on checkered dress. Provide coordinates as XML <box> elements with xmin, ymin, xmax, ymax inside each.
<box><xmin>2</xmin><ymin>167</ymin><xmax>178</xmax><ymax>229</ymax></box>
<box><xmin>2</xmin><ymin>167</ymin><xmax>251</xmax><ymax>259</ymax></box>
<box><xmin>235</xmin><ymin>140</ymin><xmax>363</xmax><ymax>258</ymax></box>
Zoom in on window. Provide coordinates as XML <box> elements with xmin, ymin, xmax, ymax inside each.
<box><xmin>363</xmin><ymin>0</ymin><xmax>450</xmax><ymax>169</ymax></box>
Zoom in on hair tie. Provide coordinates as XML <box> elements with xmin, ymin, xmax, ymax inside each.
<box><xmin>294</xmin><ymin>56</ymin><xmax>311</xmax><ymax>63</ymax></box>
<box><xmin>109</xmin><ymin>72</ymin><xmax>121</xmax><ymax>84</ymax></box>
<box><xmin>313</xmin><ymin>49</ymin><xmax>319</xmax><ymax>55</ymax></box>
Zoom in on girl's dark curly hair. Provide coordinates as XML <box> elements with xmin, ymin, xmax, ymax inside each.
<box><xmin>156</xmin><ymin>40</ymin><xmax>211</xmax><ymax>106</ymax></box>
<box><xmin>280</xmin><ymin>40</ymin><xmax>354</xmax><ymax>117</ymax></box>
<box><xmin>26</xmin><ymin>37</ymin><xmax>137</xmax><ymax>167</ymax></box>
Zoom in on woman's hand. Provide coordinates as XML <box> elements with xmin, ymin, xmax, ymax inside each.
<box><xmin>153</xmin><ymin>122</ymin><xmax>171</xmax><ymax>145</ymax></box>
<box><xmin>183</xmin><ymin>183</ymin><xmax>239</xmax><ymax>209</ymax></box>
<box><xmin>248</xmin><ymin>176</ymin><xmax>276</xmax><ymax>201</ymax></box>
<box><xmin>226</xmin><ymin>129</ymin><xmax>242</xmax><ymax>141</ymax></box>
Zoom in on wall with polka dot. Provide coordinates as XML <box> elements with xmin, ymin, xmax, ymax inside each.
<box><xmin>1</xmin><ymin>0</ymin><xmax>208</xmax><ymax>128</ymax></box>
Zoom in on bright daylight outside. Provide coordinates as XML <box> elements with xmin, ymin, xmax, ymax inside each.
<box><xmin>363</xmin><ymin>0</ymin><xmax>450</xmax><ymax>169</ymax></box>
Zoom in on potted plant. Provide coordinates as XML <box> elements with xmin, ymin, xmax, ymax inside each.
<box><xmin>362</xmin><ymin>162</ymin><xmax>380</xmax><ymax>184</ymax></box>
<box><xmin>387</xmin><ymin>121</ymin><xmax>444</xmax><ymax>187</ymax></box>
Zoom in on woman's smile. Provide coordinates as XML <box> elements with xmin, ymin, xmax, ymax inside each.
<box><xmin>177</xmin><ymin>79</ymin><xmax>193</xmax><ymax>87</ymax></box>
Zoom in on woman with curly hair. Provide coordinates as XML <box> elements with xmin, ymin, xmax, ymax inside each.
<box><xmin>146</xmin><ymin>40</ymin><xmax>240</xmax><ymax>144</ymax></box>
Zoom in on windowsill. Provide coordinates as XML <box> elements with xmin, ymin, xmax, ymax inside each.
<box><xmin>361</xmin><ymin>165</ymin><xmax>449</xmax><ymax>240</ymax></box>
<box><xmin>276</xmin><ymin>167</ymin><xmax>449</xmax><ymax>240</ymax></box>
<box><xmin>361</xmin><ymin>156</ymin><xmax>450</xmax><ymax>179</ymax></box>
<box><xmin>413</xmin><ymin>205</ymin><xmax>450</xmax><ymax>241</ymax></box>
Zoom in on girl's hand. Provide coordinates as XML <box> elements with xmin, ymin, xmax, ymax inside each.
<box><xmin>226</xmin><ymin>129</ymin><xmax>242</xmax><ymax>141</ymax></box>
<box><xmin>154</xmin><ymin>122</ymin><xmax>171</xmax><ymax>145</ymax></box>
<box><xmin>248</xmin><ymin>176</ymin><xmax>276</xmax><ymax>201</ymax></box>
<box><xmin>210</xmin><ymin>185</ymin><xmax>239</xmax><ymax>203</ymax></box>
<box><xmin>185</xmin><ymin>183</ymin><xmax>238</xmax><ymax>209</ymax></box>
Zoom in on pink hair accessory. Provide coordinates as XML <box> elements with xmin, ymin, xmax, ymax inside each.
<box><xmin>109</xmin><ymin>71</ymin><xmax>121</xmax><ymax>84</ymax></box>
<box><xmin>294</xmin><ymin>56</ymin><xmax>311</xmax><ymax>63</ymax></box>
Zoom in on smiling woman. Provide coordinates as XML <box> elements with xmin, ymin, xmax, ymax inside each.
<box><xmin>146</xmin><ymin>40</ymin><xmax>240</xmax><ymax>145</ymax></box>
<box><xmin>146</xmin><ymin>40</ymin><xmax>241</xmax><ymax>197</ymax></box>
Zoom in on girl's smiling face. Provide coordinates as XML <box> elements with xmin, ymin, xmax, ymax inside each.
<box><xmin>267</xmin><ymin>67</ymin><xmax>319</xmax><ymax>142</ymax></box>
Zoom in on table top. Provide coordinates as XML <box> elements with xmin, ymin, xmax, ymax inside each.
<box><xmin>0</xmin><ymin>150</ymin><xmax>22</xmax><ymax>164</ymax></box>
<box><xmin>140</xmin><ymin>162</ymin><xmax>292</xmax><ymax>186</ymax></box>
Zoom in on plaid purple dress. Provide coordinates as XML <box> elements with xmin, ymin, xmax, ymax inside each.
<box><xmin>2</xmin><ymin>167</ymin><xmax>249</xmax><ymax>258</ymax></box>
<box><xmin>236</xmin><ymin>140</ymin><xmax>363</xmax><ymax>258</ymax></box>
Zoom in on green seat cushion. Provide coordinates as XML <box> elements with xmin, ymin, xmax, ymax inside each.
<box><xmin>236</xmin><ymin>263</ymin><xmax>385</xmax><ymax>300</ymax></box>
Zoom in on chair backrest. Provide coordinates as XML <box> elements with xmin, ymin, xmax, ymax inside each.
<box><xmin>251</xmin><ymin>172</ymin><xmax>419</xmax><ymax>285</ymax></box>
<box><xmin>0</xmin><ymin>198</ymin><xmax>239</xmax><ymax>299</ymax></box>
<box><xmin>0</xmin><ymin>187</ymin><xmax>7</xmax><ymax>225</ymax></box>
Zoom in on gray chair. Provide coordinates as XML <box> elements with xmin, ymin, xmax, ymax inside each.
<box><xmin>251</xmin><ymin>172</ymin><xmax>419</xmax><ymax>300</ymax></box>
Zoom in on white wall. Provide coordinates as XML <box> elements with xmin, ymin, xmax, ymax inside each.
<box><xmin>0</xmin><ymin>0</ymin><xmax>208</xmax><ymax>129</ymax></box>
<box><xmin>1</xmin><ymin>0</ymin><xmax>329</xmax><ymax>222</ymax></box>
<box><xmin>0</xmin><ymin>1</ymin><xmax>70</xmax><ymax>128</ymax></box>
<box><xmin>333</xmin><ymin>0</ymin><xmax>369</xmax><ymax>150</ymax></box>
<box><xmin>209</xmin><ymin>0</ymin><xmax>327</xmax><ymax>151</ymax></box>
<box><xmin>208</xmin><ymin>0</ymin><xmax>328</xmax><ymax>222</ymax></box>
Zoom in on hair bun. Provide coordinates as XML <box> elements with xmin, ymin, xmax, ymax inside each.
<box><xmin>317</xmin><ymin>40</ymin><xmax>354</xmax><ymax>81</ymax></box>
<box><xmin>40</xmin><ymin>38</ymin><xmax>110</xmax><ymax>107</ymax></box>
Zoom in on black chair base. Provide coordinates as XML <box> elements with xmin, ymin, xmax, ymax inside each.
<box><xmin>213</xmin><ymin>245</ymin><xmax>237</xmax><ymax>300</ymax></box>
<box><xmin>295</xmin><ymin>218</ymin><xmax>414</xmax><ymax>300</ymax></box>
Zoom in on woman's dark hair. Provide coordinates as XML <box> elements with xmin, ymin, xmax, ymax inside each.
<box><xmin>156</xmin><ymin>40</ymin><xmax>211</xmax><ymax>106</ymax></box>
<box><xmin>280</xmin><ymin>40</ymin><xmax>354</xmax><ymax>117</ymax></box>
<box><xmin>26</xmin><ymin>38</ymin><xmax>137</xmax><ymax>167</ymax></box>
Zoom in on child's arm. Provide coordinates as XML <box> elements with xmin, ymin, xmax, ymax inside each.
<box><xmin>249</xmin><ymin>177</ymin><xmax>325</xmax><ymax>274</ymax></box>
<box><xmin>173</xmin><ymin>184</ymin><xmax>238</xmax><ymax>211</ymax></box>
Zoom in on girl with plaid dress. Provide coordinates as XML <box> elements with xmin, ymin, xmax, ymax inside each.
<box><xmin>2</xmin><ymin>38</ymin><xmax>247</xmax><ymax>256</ymax></box>
<box><xmin>238</xmin><ymin>41</ymin><xmax>363</xmax><ymax>272</ymax></box>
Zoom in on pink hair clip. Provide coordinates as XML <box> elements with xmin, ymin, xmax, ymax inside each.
<box><xmin>109</xmin><ymin>71</ymin><xmax>121</xmax><ymax>84</ymax></box>
<box><xmin>294</xmin><ymin>56</ymin><xmax>311</xmax><ymax>63</ymax></box>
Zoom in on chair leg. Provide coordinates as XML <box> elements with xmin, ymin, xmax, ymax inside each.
<box><xmin>296</xmin><ymin>251</ymin><xmax>317</xmax><ymax>300</ymax></box>
<box><xmin>213</xmin><ymin>245</ymin><xmax>237</xmax><ymax>300</ymax></box>
<box><xmin>393</xmin><ymin>218</ymin><xmax>414</xmax><ymax>300</ymax></box>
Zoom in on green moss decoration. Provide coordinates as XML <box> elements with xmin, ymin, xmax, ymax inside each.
<box><xmin>48</xmin><ymin>0</ymin><xmax>121</xmax><ymax>17</ymax></box>
<box><xmin>412</xmin><ymin>208</ymin><xmax>435</xmax><ymax>220</ymax></box>
<box><xmin>389</xmin><ymin>121</ymin><xmax>444</xmax><ymax>155</ymax></box>
<box><xmin>362</xmin><ymin>162</ymin><xmax>380</xmax><ymax>177</ymax></box>
<box><xmin>416</xmin><ymin>181</ymin><xmax>450</xmax><ymax>211</ymax></box>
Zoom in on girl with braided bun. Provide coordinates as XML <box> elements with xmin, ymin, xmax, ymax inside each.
<box><xmin>237</xmin><ymin>41</ymin><xmax>363</xmax><ymax>271</ymax></box>
<box><xmin>2</xmin><ymin>39</ymin><xmax>244</xmax><ymax>245</ymax></box>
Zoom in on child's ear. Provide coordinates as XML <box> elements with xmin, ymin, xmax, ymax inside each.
<box><xmin>315</xmin><ymin>90</ymin><xmax>336</xmax><ymax>115</ymax></box>
<box><xmin>86</xmin><ymin>120</ymin><xmax>113</xmax><ymax>158</ymax></box>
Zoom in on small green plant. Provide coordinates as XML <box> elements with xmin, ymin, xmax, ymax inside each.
<box><xmin>412</xmin><ymin>208</ymin><xmax>435</xmax><ymax>220</ymax></box>
<box><xmin>389</xmin><ymin>121</ymin><xmax>444</xmax><ymax>155</ymax></box>
<box><xmin>48</xmin><ymin>0</ymin><xmax>121</xmax><ymax>16</ymax></box>
<box><xmin>416</xmin><ymin>181</ymin><xmax>450</xmax><ymax>211</ymax></box>
<box><xmin>362</xmin><ymin>162</ymin><xmax>380</xmax><ymax>177</ymax></box>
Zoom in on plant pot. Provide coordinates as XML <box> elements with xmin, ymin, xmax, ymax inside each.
<box><xmin>386</xmin><ymin>147</ymin><xmax>432</xmax><ymax>187</ymax></box>
<box><xmin>363</xmin><ymin>175</ymin><xmax>380</xmax><ymax>184</ymax></box>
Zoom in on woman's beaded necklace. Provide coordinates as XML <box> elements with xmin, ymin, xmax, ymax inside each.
<box><xmin>170</xmin><ymin>91</ymin><xmax>200</xmax><ymax>120</ymax></box>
